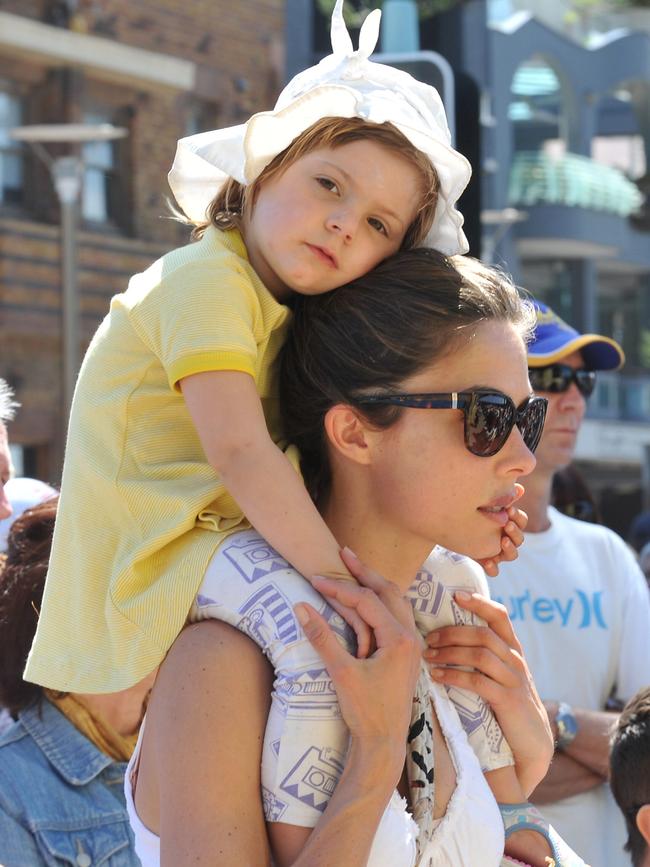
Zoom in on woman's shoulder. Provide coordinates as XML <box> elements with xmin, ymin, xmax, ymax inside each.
<box><xmin>193</xmin><ymin>529</ymin><xmax>356</xmax><ymax>660</ymax></box>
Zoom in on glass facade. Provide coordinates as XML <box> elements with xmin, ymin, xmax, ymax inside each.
<box><xmin>0</xmin><ymin>89</ymin><xmax>24</xmax><ymax>205</ymax></box>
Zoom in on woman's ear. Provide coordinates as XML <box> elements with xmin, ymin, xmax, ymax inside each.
<box><xmin>637</xmin><ymin>804</ymin><xmax>650</xmax><ymax>849</ymax></box>
<box><xmin>324</xmin><ymin>404</ymin><xmax>374</xmax><ymax>466</ymax></box>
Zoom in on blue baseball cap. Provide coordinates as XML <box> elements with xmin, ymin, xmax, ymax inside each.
<box><xmin>528</xmin><ymin>301</ymin><xmax>625</xmax><ymax>371</ymax></box>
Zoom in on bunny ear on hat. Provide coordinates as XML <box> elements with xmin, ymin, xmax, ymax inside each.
<box><xmin>168</xmin><ymin>0</ymin><xmax>471</xmax><ymax>255</ymax></box>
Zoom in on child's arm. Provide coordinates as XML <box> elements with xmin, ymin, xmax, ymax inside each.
<box><xmin>181</xmin><ymin>369</ymin><xmax>353</xmax><ymax>585</ymax></box>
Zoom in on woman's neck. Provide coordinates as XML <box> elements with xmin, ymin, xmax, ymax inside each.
<box><xmin>323</xmin><ymin>485</ymin><xmax>432</xmax><ymax>593</ymax></box>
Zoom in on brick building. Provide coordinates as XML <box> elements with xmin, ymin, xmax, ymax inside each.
<box><xmin>0</xmin><ymin>0</ymin><xmax>285</xmax><ymax>480</ymax></box>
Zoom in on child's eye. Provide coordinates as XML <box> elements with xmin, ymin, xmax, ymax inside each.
<box><xmin>316</xmin><ymin>176</ymin><xmax>339</xmax><ymax>194</ymax></box>
<box><xmin>368</xmin><ymin>217</ymin><xmax>388</xmax><ymax>236</ymax></box>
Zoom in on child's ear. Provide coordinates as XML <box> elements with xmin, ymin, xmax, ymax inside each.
<box><xmin>637</xmin><ymin>804</ymin><xmax>650</xmax><ymax>849</ymax></box>
<box><xmin>324</xmin><ymin>404</ymin><xmax>374</xmax><ymax>466</ymax></box>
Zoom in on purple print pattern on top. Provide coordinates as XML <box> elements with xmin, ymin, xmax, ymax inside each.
<box><xmin>410</xmin><ymin>549</ymin><xmax>510</xmax><ymax>765</ymax></box>
<box><xmin>222</xmin><ymin>533</ymin><xmax>290</xmax><ymax>583</ymax></box>
<box><xmin>189</xmin><ymin>533</ymin><xmax>513</xmax><ymax>826</ymax></box>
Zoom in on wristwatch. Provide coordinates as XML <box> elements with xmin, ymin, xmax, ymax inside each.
<box><xmin>555</xmin><ymin>702</ymin><xmax>578</xmax><ymax>750</ymax></box>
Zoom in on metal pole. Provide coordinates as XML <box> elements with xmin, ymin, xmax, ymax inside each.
<box><xmin>51</xmin><ymin>156</ymin><xmax>83</xmax><ymax>425</ymax></box>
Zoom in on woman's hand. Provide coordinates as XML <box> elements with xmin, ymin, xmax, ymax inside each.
<box><xmin>423</xmin><ymin>591</ymin><xmax>553</xmax><ymax>795</ymax></box>
<box><xmin>477</xmin><ymin>484</ymin><xmax>527</xmax><ymax>577</ymax></box>
<box><xmin>295</xmin><ymin>550</ymin><xmax>422</xmax><ymax>750</ymax></box>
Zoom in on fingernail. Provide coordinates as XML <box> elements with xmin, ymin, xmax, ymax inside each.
<box><xmin>428</xmin><ymin>631</ymin><xmax>440</xmax><ymax>644</ymax></box>
<box><xmin>502</xmin><ymin>537</ymin><xmax>512</xmax><ymax>548</ymax></box>
<box><xmin>294</xmin><ymin>604</ymin><xmax>310</xmax><ymax>627</ymax></box>
<box><xmin>505</xmin><ymin>522</ymin><xmax>515</xmax><ymax>532</ymax></box>
<box><xmin>342</xmin><ymin>546</ymin><xmax>358</xmax><ymax>560</ymax></box>
<box><xmin>425</xmin><ymin>649</ymin><xmax>438</xmax><ymax>658</ymax></box>
<box><xmin>429</xmin><ymin>667</ymin><xmax>444</xmax><ymax>679</ymax></box>
<box><xmin>455</xmin><ymin>591</ymin><xmax>472</xmax><ymax>602</ymax></box>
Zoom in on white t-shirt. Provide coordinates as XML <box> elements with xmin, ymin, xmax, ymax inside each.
<box><xmin>491</xmin><ymin>507</ymin><xmax>650</xmax><ymax>867</ymax></box>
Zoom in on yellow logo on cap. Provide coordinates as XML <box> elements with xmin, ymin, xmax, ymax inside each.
<box><xmin>536</xmin><ymin>308</ymin><xmax>573</xmax><ymax>333</ymax></box>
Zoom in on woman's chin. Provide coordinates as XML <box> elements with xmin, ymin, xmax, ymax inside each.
<box><xmin>441</xmin><ymin>532</ymin><xmax>502</xmax><ymax>563</ymax></box>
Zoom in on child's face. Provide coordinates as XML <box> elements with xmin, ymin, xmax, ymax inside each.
<box><xmin>243</xmin><ymin>139</ymin><xmax>422</xmax><ymax>299</ymax></box>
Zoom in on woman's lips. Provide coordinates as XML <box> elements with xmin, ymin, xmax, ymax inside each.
<box><xmin>477</xmin><ymin>506</ymin><xmax>510</xmax><ymax>527</ymax></box>
<box><xmin>477</xmin><ymin>494</ymin><xmax>516</xmax><ymax>527</ymax></box>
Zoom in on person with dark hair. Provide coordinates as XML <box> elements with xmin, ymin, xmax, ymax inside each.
<box><xmin>610</xmin><ymin>687</ymin><xmax>650</xmax><ymax>866</ymax></box>
<box><xmin>628</xmin><ymin>512</ymin><xmax>650</xmax><ymax>555</ymax></box>
<box><xmin>0</xmin><ymin>498</ymin><xmax>149</xmax><ymax>865</ymax></box>
<box><xmin>125</xmin><ymin>249</ymin><xmax>586</xmax><ymax>866</ymax></box>
<box><xmin>551</xmin><ymin>464</ymin><xmax>600</xmax><ymax>524</ymax></box>
<box><xmin>638</xmin><ymin>542</ymin><xmax>650</xmax><ymax>590</ymax></box>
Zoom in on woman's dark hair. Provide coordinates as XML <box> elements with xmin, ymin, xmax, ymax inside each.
<box><xmin>279</xmin><ymin>248</ymin><xmax>534</xmax><ymax>505</ymax></box>
<box><xmin>610</xmin><ymin>687</ymin><xmax>650</xmax><ymax>867</ymax></box>
<box><xmin>0</xmin><ymin>496</ymin><xmax>58</xmax><ymax>715</ymax></box>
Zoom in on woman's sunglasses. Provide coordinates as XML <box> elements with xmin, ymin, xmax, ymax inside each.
<box><xmin>528</xmin><ymin>364</ymin><xmax>596</xmax><ymax>399</ymax></box>
<box><xmin>356</xmin><ymin>389</ymin><xmax>548</xmax><ymax>458</ymax></box>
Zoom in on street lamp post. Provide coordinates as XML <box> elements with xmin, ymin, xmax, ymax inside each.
<box><xmin>10</xmin><ymin>123</ymin><xmax>127</xmax><ymax>429</ymax></box>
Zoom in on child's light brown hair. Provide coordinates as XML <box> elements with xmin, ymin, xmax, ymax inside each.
<box><xmin>192</xmin><ymin>116</ymin><xmax>440</xmax><ymax>251</ymax></box>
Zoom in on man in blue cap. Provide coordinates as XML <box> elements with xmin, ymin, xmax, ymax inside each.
<box><xmin>491</xmin><ymin>302</ymin><xmax>650</xmax><ymax>867</ymax></box>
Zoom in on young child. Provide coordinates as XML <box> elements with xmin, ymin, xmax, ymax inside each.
<box><xmin>610</xmin><ymin>687</ymin><xmax>650</xmax><ymax>867</ymax></box>
<box><xmin>25</xmin><ymin>3</ymin><xmax>560</xmax><ymax>864</ymax></box>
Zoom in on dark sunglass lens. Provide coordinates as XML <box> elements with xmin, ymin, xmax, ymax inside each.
<box><xmin>530</xmin><ymin>366</ymin><xmax>569</xmax><ymax>394</ymax></box>
<box><xmin>466</xmin><ymin>394</ymin><xmax>512</xmax><ymax>457</ymax></box>
<box><xmin>518</xmin><ymin>398</ymin><xmax>547</xmax><ymax>453</ymax></box>
<box><xmin>575</xmin><ymin>370</ymin><xmax>596</xmax><ymax>398</ymax></box>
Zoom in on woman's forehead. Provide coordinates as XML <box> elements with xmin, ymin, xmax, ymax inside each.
<box><xmin>403</xmin><ymin>320</ymin><xmax>530</xmax><ymax>398</ymax></box>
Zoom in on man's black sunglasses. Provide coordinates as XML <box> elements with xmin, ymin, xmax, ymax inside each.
<box><xmin>528</xmin><ymin>364</ymin><xmax>596</xmax><ymax>399</ymax></box>
<box><xmin>356</xmin><ymin>389</ymin><xmax>548</xmax><ymax>458</ymax></box>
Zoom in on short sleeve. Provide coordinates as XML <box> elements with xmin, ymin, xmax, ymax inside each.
<box><xmin>128</xmin><ymin>254</ymin><xmax>260</xmax><ymax>391</ymax></box>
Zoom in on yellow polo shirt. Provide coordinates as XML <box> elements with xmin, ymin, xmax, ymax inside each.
<box><xmin>25</xmin><ymin>227</ymin><xmax>292</xmax><ymax>692</ymax></box>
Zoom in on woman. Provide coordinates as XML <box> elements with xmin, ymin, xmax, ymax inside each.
<box><xmin>0</xmin><ymin>498</ymin><xmax>150</xmax><ymax>866</ymax></box>
<box><xmin>128</xmin><ymin>249</ymin><xmax>560</xmax><ymax>866</ymax></box>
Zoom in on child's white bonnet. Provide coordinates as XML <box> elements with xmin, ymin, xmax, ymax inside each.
<box><xmin>169</xmin><ymin>0</ymin><xmax>472</xmax><ymax>255</ymax></box>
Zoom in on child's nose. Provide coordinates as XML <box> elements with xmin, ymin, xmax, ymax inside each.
<box><xmin>326</xmin><ymin>209</ymin><xmax>358</xmax><ymax>241</ymax></box>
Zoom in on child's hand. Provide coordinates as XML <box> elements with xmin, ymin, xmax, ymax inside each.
<box><xmin>477</xmin><ymin>484</ymin><xmax>527</xmax><ymax>577</ymax></box>
<box><xmin>308</xmin><ymin>548</ymin><xmax>378</xmax><ymax>659</ymax></box>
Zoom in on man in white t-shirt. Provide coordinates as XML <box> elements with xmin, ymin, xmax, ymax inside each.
<box><xmin>491</xmin><ymin>302</ymin><xmax>650</xmax><ymax>867</ymax></box>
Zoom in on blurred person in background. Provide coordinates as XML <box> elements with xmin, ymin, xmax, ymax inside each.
<box><xmin>0</xmin><ymin>377</ymin><xmax>57</xmax><ymax>553</ymax></box>
<box><xmin>551</xmin><ymin>464</ymin><xmax>601</xmax><ymax>524</ymax></box>
<box><xmin>490</xmin><ymin>301</ymin><xmax>650</xmax><ymax>867</ymax></box>
<box><xmin>0</xmin><ymin>497</ymin><xmax>148</xmax><ymax>866</ymax></box>
<box><xmin>628</xmin><ymin>511</ymin><xmax>650</xmax><ymax>556</ymax></box>
<box><xmin>0</xmin><ymin>378</ymin><xmax>17</xmax><ymax>522</ymax></box>
<box><xmin>637</xmin><ymin>541</ymin><xmax>650</xmax><ymax>590</ymax></box>
<box><xmin>610</xmin><ymin>687</ymin><xmax>650</xmax><ymax>867</ymax></box>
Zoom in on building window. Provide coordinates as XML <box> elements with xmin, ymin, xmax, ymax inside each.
<box><xmin>0</xmin><ymin>89</ymin><xmax>24</xmax><ymax>205</ymax></box>
<box><xmin>185</xmin><ymin>100</ymin><xmax>219</xmax><ymax>137</ymax></box>
<box><xmin>81</xmin><ymin>108</ymin><xmax>120</xmax><ymax>224</ymax></box>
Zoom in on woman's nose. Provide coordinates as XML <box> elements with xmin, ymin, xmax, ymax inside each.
<box><xmin>503</xmin><ymin>427</ymin><xmax>537</xmax><ymax>478</ymax></box>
